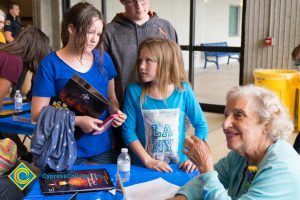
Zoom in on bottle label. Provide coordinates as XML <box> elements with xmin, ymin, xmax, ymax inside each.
<box><xmin>15</xmin><ymin>98</ymin><xmax>23</xmax><ymax>110</ymax></box>
<box><xmin>15</xmin><ymin>98</ymin><xmax>22</xmax><ymax>103</ymax></box>
<box><xmin>117</xmin><ymin>162</ymin><xmax>130</xmax><ymax>171</ymax></box>
<box><xmin>119</xmin><ymin>171</ymin><xmax>130</xmax><ymax>182</ymax></box>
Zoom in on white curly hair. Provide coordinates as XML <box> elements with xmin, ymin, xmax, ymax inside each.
<box><xmin>0</xmin><ymin>9</ymin><xmax>5</xmax><ymax>20</ymax></box>
<box><xmin>226</xmin><ymin>84</ymin><xmax>294</xmax><ymax>141</ymax></box>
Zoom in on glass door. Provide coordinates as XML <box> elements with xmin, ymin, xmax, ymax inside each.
<box><xmin>104</xmin><ymin>0</ymin><xmax>245</xmax><ymax>112</ymax></box>
<box><xmin>194</xmin><ymin>0</ymin><xmax>244</xmax><ymax>109</ymax></box>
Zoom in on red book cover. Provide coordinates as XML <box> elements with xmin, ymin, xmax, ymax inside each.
<box><xmin>92</xmin><ymin>114</ymin><xmax>119</xmax><ymax>135</ymax></box>
<box><xmin>39</xmin><ymin>169</ymin><xmax>114</xmax><ymax>195</ymax></box>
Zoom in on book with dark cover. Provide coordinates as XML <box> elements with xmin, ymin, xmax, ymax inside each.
<box><xmin>2</xmin><ymin>98</ymin><xmax>30</xmax><ymax>106</ymax></box>
<box><xmin>39</xmin><ymin>169</ymin><xmax>114</xmax><ymax>195</ymax></box>
<box><xmin>53</xmin><ymin>74</ymin><xmax>109</xmax><ymax>118</ymax></box>
<box><xmin>12</xmin><ymin>115</ymin><xmax>35</xmax><ymax>124</ymax></box>
<box><xmin>0</xmin><ymin>109</ymin><xmax>30</xmax><ymax>118</ymax></box>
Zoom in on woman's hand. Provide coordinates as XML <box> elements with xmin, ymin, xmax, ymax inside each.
<box><xmin>144</xmin><ymin>158</ymin><xmax>173</xmax><ymax>173</ymax></box>
<box><xmin>75</xmin><ymin>115</ymin><xmax>103</xmax><ymax>133</ymax></box>
<box><xmin>166</xmin><ymin>194</ymin><xmax>188</xmax><ymax>200</ymax></box>
<box><xmin>111</xmin><ymin>110</ymin><xmax>127</xmax><ymax>127</ymax></box>
<box><xmin>179</xmin><ymin>159</ymin><xmax>198</xmax><ymax>173</ymax></box>
<box><xmin>182</xmin><ymin>135</ymin><xmax>214</xmax><ymax>174</ymax></box>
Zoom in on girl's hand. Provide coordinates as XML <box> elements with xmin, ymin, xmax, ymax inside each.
<box><xmin>112</xmin><ymin>110</ymin><xmax>127</xmax><ymax>127</ymax></box>
<box><xmin>179</xmin><ymin>159</ymin><xmax>198</xmax><ymax>173</ymax></box>
<box><xmin>75</xmin><ymin>115</ymin><xmax>103</xmax><ymax>133</ymax></box>
<box><xmin>144</xmin><ymin>158</ymin><xmax>173</xmax><ymax>173</ymax></box>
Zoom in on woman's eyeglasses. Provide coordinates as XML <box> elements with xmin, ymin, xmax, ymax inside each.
<box><xmin>293</xmin><ymin>60</ymin><xmax>300</xmax><ymax>71</ymax></box>
<box><xmin>294</xmin><ymin>60</ymin><xmax>300</xmax><ymax>67</ymax></box>
<box><xmin>125</xmin><ymin>0</ymin><xmax>149</xmax><ymax>7</ymax></box>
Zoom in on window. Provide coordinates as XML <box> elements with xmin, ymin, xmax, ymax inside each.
<box><xmin>229</xmin><ymin>5</ymin><xmax>240</xmax><ymax>37</ymax></box>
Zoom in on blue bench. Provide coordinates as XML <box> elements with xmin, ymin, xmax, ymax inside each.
<box><xmin>200</xmin><ymin>42</ymin><xmax>240</xmax><ymax>69</ymax></box>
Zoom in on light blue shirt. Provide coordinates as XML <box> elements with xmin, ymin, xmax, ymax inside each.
<box><xmin>177</xmin><ymin>140</ymin><xmax>300</xmax><ymax>199</ymax></box>
<box><xmin>122</xmin><ymin>82</ymin><xmax>208</xmax><ymax>165</ymax></box>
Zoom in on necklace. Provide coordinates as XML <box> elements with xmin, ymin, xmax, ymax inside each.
<box><xmin>57</xmin><ymin>48</ymin><xmax>93</xmax><ymax>72</ymax></box>
<box><xmin>75</xmin><ymin>53</ymin><xmax>93</xmax><ymax>65</ymax></box>
<box><xmin>70</xmin><ymin>53</ymin><xmax>93</xmax><ymax>71</ymax></box>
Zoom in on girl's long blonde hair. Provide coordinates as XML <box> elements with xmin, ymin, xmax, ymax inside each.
<box><xmin>136</xmin><ymin>38</ymin><xmax>189</xmax><ymax>105</ymax></box>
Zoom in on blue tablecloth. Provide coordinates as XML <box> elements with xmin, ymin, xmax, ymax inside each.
<box><xmin>25</xmin><ymin>164</ymin><xmax>198</xmax><ymax>200</ymax></box>
<box><xmin>0</xmin><ymin>102</ymin><xmax>34</xmax><ymax>135</ymax></box>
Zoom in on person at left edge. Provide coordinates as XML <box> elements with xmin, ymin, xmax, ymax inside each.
<box><xmin>4</xmin><ymin>1</ymin><xmax>21</xmax><ymax>42</ymax></box>
<box><xmin>31</xmin><ymin>2</ymin><xmax>127</xmax><ymax>165</ymax></box>
<box><xmin>0</xmin><ymin>26</ymin><xmax>51</xmax><ymax>162</ymax></box>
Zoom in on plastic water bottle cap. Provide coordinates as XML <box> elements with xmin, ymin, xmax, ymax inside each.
<box><xmin>121</xmin><ymin>148</ymin><xmax>128</xmax><ymax>153</ymax></box>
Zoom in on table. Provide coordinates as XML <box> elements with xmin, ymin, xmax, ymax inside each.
<box><xmin>24</xmin><ymin>164</ymin><xmax>198</xmax><ymax>200</ymax></box>
<box><xmin>0</xmin><ymin>102</ymin><xmax>34</xmax><ymax>135</ymax></box>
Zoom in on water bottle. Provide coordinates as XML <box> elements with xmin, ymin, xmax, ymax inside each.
<box><xmin>117</xmin><ymin>148</ymin><xmax>131</xmax><ymax>182</ymax></box>
<box><xmin>14</xmin><ymin>90</ymin><xmax>23</xmax><ymax>111</ymax></box>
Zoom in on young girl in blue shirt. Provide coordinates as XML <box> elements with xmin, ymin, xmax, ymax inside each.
<box><xmin>31</xmin><ymin>2</ymin><xmax>126</xmax><ymax>165</ymax></box>
<box><xmin>122</xmin><ymin>38</ymin><xmax>208</xmax><ymax>172</ymax></box>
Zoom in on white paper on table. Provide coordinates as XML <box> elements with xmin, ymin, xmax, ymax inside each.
<box><xmin>108</xmin><ymin>188</ymin><xmax>116</xmax><ymax>195</ymax></box>
<box><xmin>123</xmin><ymin>177</ymin><xmax>180</xmax><ymax>200</ymax></box>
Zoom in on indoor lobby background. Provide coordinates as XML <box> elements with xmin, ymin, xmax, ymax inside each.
<box><xmin>1</xmin><ymin>0</ymin><xmax>299</xmax><ymax>160</ymax></box>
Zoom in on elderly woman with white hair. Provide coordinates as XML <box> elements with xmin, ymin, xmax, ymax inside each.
<box><xmin>169</xmin><ymin>85</ymin><xmax>300</xmax><ymax>200</ymax></box>
<box><xmin>0</xmin><ymin>9</ymin><xmax>6</xmax><ymax>43</ymax></box>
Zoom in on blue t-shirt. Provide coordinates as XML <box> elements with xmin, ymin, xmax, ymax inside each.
<box><xmin>32</xmin><ymin>50</ymin><xmax>117</xmax><ymax>158</ymax></box>
<box><xmin>122</xmin><ymin>82</ymin><xmax>208</xmax><ymax>165</ymax></box>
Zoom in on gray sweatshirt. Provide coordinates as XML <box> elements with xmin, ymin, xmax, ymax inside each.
<box><xmin>104</xmin><ymin>12</ymin><xmax>178</xmax><ymax>106</ymax></box>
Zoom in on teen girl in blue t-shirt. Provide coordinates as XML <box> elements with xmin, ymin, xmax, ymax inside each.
<box><xmin>31</xmin><ymin>2</ymin><xmax>126</xmax><ymax>164</ymax></box>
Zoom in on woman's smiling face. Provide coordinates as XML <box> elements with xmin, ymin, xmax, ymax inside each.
<box><xmin>222</xmin><ymin>96</ymin><xmax>267</xmax><ymax>156</ymax></box>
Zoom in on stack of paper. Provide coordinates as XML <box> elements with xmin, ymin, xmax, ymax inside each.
<box><xmin>123</xmin><ymin>178</ymin><xmax>180</xmax><ymax>200</ymax></box>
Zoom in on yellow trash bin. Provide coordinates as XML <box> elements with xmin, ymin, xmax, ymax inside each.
<box><xmin>253</xmin><ymin>69</ymin><xmax>299</xmax><ymax>119</ymax></box>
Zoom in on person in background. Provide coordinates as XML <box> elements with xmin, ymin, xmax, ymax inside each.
<box><xmin>4</xmin><ymin>1</ymin><xmax>21</xmax><ymax>42</ymax></box>
<box><xmin>0</xmin><ymin>26</ymin><xmax>51</xmax><ymax>163</ymax></box>
<box><xmin>122</xmin><ymin>38</ymin><xmax>208</xmax><ymax>173</ymax></box>
<box><xmin>104</xmin><ymin>0</ymin><xmax>178</xmax><ymax>153</ymax></box>
<box><xmin>168</xmin><ymin>85</ymin><xmax>300</xmax><ymax>200</ymax></box>
<box><xmin>292</xmin><ymin>44</ymin><xmax>300</xmax><ymax>154</ymax></box>
<box><xmin>0</xmin><ymin>9</ymin><xmax>6</xmax><ymax>44</ymax></box>
<box><xmin>31</xmin><ymin>2</ymin><xmax>126</xmax><ymax>165</ymax></box>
